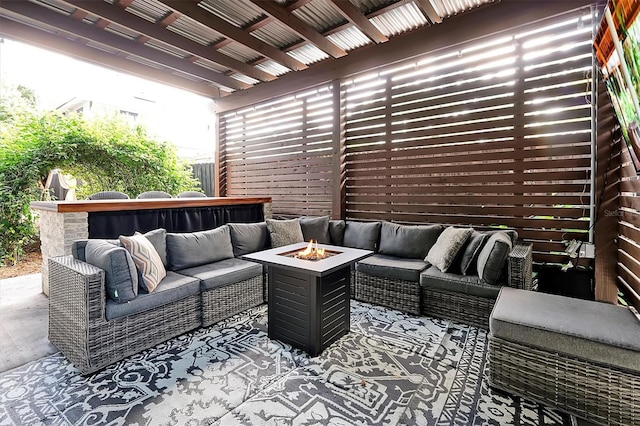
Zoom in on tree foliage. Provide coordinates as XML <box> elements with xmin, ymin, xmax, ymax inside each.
<box><xmin>0</xmin><ymin>94</ymin><xmax>201</xmax><ymax>266</ymax></box>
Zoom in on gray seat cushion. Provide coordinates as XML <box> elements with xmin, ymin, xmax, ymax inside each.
<box><xmin>356</xmin><ymin>254</ymin><xmax>429</xmax><ymax>282</ymax></box>
<box><xmin>490</xmin><ymin>287</ymin><xmax>640</xmax><ymax>372</ymax></box>
<box><xmin>178</xmin><ymin>258</ymin><xmax>263</xmax><ymax>291</ymax></box>
<box><xmin>420</xmin><ymin>266</ymin><xmax>501</xmax><ymax>299</ymax></box>
<box><xmin>105</xmin><ymin>271</ymin><xmax>200</xmax><ymax>320</ymax></box>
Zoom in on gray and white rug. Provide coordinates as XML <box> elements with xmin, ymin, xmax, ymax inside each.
<box><xmin>0</xmin><ymin>301</ymin><xmax>572</xmax><ymax>425</ymax></box>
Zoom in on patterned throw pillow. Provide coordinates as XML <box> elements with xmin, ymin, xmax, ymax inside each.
<box><xmin>425</xmin><ymin>227</ymin><xmax>474</xmax><ymax>272</ymax></box>
<box><xmin>120</xmin><ymin>233</ymin><xmax>166</xmax><ymax>293</ymax></box>
<box><xmin>266</xmin><ymin>218</ymin><xmax>304</xmax><ymax>248</ymax></box>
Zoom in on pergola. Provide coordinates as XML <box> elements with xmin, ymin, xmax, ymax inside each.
<box><xmin>1</xmin><ymin>0</ymin><xmax>638</xmax><ymax>310</ymax></box>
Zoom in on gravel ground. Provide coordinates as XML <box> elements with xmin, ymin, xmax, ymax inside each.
<box><xmin>0</xmin><ymin>250</ymin><xmax>42</xmax><ymax>280</ymax></box>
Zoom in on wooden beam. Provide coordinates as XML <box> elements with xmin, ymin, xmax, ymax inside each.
<box><xmin>213</xmin><ymin>0</ymin><xmax>595</xmax><ymax>113</ymax></box>
<box><xmin>287</xmin><ymin>0</ymin><xmax>316</xmax><ymax>10</ymax></box>
<box><xmin>243</xmin><ymin>0</ymin><xmax>315</xmax><ymax>32</ymax></box>
<box><xmin>414</xmin><ymin>0</ymin><xmax>442</xmax><ymax>24</ymax></box>
<box><xmin>158</xmin><ymin>11</ymin><xmax>180</xmax><ymax>27</ymax></box>
<box><xmin>0</xmin><ymin>0</ymin><xmax>248</xmax><ymax>91</ymax></box>
<box><xmin>249</xmin><ymin>0</ymin><xmax>426</xmax><ymax>64</ymax></box>
<box><xmin>64</xmin><ymin>0</ymin><xmax>275</xmax><ymax>82</ymax></box>
<box><xmin>244</xmin><ymin>0</ymin><xmax>407</xmax><ymax>36</ymax></box>
<box><xmin>328</xmin><ymin>0</ymin><xmax>388</xmax><ymax>44</ymax></box>
<box><xmin>0</xmin><ymin>18</ymin><xmax>222</xmax><ymax>98</ymax></box>
<box><xmin>249</xmin><ymin>0</ymin><xmax>347</xmax><ymax>58</ymax></box>
<box><xmin>161</xmin><ymin>0</ymin><xmax>308</xmax><ymax>71</ymax></box>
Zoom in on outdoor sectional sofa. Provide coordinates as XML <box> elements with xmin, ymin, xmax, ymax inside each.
<box><xmin>48</xmin><ymin>216</ymin><xmax>532</xmax><ymax>374</ymax></box>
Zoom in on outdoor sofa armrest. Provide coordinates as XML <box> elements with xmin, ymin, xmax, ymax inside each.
<box><xmin>48</xmin><ymin>256</ymin><xmax>106</xmax><ymax>368</ymax></box>
<box><xmin>507</xmin><ymin>242</ymin><xmax>533</xmax><ymax>290</ymax></box>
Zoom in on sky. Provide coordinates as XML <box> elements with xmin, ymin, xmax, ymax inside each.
<box><xmin>0</xmin><ymin>38</ymin><xmax>216</xmax><ymax>160</ymax></box>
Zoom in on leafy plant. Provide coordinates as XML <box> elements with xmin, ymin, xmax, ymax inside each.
<box><xmin>0</xmin><ymin>90</ymin><xmax>201</xmax><ymax>266</ymax></box>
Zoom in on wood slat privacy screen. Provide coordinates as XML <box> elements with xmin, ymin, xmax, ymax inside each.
<box><xmin>219</xmin><ymin>6</ymin><xmax>598</xmax><ymax>264</ymax></box>
<box><xmin>220</xmin><ymin>85</ymin><xmax>335</xmax><ymax>217</ymax></box>
<box><xmin>619</xmin><ymin>138</ymin><xmax>640</xmax><ymax>307</ymax></box>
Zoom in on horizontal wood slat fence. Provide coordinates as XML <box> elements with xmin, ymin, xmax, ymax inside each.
<box><xmin>219</xmin><ymin>7</ymin><xmax>599</xmax><ymax>267</ymax></box>
<box><xmin>618</xmin><ymin>145</ymin><xmax>640</xmax><ymax>308</ymax></box>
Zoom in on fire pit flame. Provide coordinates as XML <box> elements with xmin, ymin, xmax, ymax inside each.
<box><xmin>297</xmin><ymin>240</ymin><xmax>326</xmax><ymax>260</ymax></box>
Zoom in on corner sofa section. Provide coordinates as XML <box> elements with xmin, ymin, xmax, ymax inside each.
<box><xmin>345</xmin><ymin>221</ymin><xmax>533</xmax><ymax>328</ymax></box>
<box><xmin>49</xmin><ymin>225</ymin><xmax>266</xmax><ymax>375</ymax></box>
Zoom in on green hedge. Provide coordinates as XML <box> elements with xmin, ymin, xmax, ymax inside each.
<box><xmin>0</xmin><ymin>111</ymin><xmax>201</xmax><ymax>266</ymax></box>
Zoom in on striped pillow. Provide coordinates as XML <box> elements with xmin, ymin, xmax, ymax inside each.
<box><xmin>119</xmin><ymin>233</ymin><xmax>166</xmax><ymax>293</ymax></box>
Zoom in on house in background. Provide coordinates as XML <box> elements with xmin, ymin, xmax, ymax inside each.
<box><xmin>55</xmin><ymin>90</ymin><xmax>216</xmax><ymax>161</ymax></box>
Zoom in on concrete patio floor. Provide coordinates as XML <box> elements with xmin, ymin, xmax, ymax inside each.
<box><xmin>0</xmin><ymin>273</ymin><xmax>57</xmax><ymax>373</ymax></box>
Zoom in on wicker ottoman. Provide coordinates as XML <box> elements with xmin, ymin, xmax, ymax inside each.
<box><xmin>488</xmin><ymin>287</ymin><xmax>640</xmax><ymax>426</ymax></box>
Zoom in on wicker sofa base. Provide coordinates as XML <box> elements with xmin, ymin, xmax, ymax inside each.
<box><xmin>355</xmin><ymin>271</ymin><xmax>421</xmax><ymax>315</ymax></box>
<box><xmin>49</xmin><ymin>257</ymin><xmax>202</xmax><ymax>375</ymax></box>
<box><xmin>488</xmin><ymin>335</ymin><xmax>640</xmax><ymax>426</ymax></box>
<box><xmin>201</xmin><ymin>275</ymin><xmax>264</xmax><ymax>326</ymax></box>
<box><xmin>422</xmin><ymin>287</ymin><xmax>495</xmax><ymax>330</ymax></box>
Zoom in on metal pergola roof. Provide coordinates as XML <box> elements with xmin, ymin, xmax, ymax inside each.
<box><xmin>0</xmin><ymin>0</ymin><xmax>496</xmax><ymax>99</ymax></box>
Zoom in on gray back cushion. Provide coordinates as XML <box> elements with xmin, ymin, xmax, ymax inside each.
<box><xmin>229</xmin><ymin>222</ymin><xmax>270</xmax><ymax>257</ymax></box>
<box><xmin>477</xmin><ymin>231</ymin><xmax>512</xmax><ymax>285</ymax></box>
<box><xmin>142</xmin><ymin>228</ymin><xmax>167</xmax><ymax>267</ymax></box>
<box><xmin>485</xmin><ymin>229</ymin><xmax>518</xmax><ymax>245</ymax></box>
<box><xmin>343</xmin><ymin>221</ymin><xmax>381</xmax><ymax>251</ymax></box>
<box><xmin>166</xmin><ymin>225</ymin><xmax>234</xmax><ymax>270</ymax></box>
<box><xmin>85</xmin><ymin>239</ymin><xmax>138</xmax><ymax>303</ymax></box>
<box><xmin>72</xmin><ymin>239</ymin><xmax>120</xmax><ymax>262</ymax></box>
<box><xmin>329</xmin><ymin>220</ymin><xmax>345</xmax><ymax>246</ymax></box>
<box><xmin>299</xmin><ymin>216</ymin><xmax>330</xmax><ymax>243</ymax></box>
<box><xmin>459</xmin><ymin>231</ymin><xmax>488</xmax><ymax>275</ymax></box>
<box><xmin>378</xmin><ymin>222</ymin><xmax>444</xmax><ymax>259</ymax></box>
<box><xmin>72</xmin><ymin>229</ymin><xmax>167</xmax><ymax>267</ymax></box>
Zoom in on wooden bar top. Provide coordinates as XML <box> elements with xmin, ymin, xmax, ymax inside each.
<box><xmin>30</xmin><ymin>197</ymin><xmax>271</xmax><ymax>213</ymax></box>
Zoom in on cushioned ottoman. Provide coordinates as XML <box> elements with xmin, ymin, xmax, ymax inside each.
<box><xmin>488</xmin><ymin>287</ymin><xmax>640</xmax><ymax>426</ymax></box>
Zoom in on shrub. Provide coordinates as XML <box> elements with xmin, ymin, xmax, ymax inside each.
<box><xmin>0</xmin><ymin>111</ymin><xmax>201</xmax><ymax>266</ymax></box>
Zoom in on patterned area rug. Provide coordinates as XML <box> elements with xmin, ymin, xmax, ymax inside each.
<box><xmin>0</xmin><ymin>301</ymin><xmax>572</xmax><ymax>425</ymax></box>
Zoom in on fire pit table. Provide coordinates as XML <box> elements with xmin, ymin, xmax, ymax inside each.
<box><xmin>243</xmin><ymin>242</ymin><xmax>372</xmax><ymax>356</ymax></box>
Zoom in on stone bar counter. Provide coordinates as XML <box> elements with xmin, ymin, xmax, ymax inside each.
<box><xmin>31</xmin><ymin>197</ymin><xmax>272</xmax><ymax>295</ymax></box>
